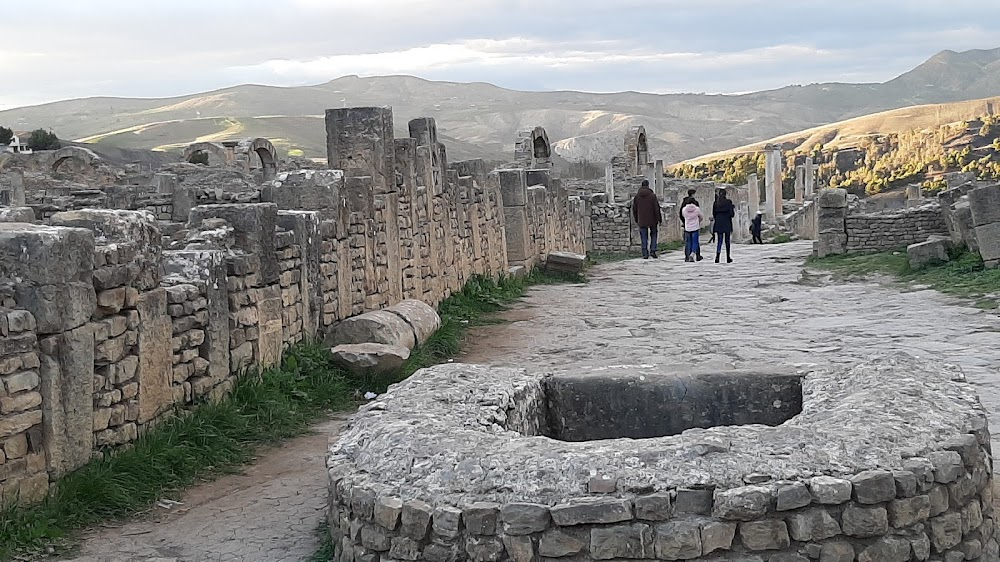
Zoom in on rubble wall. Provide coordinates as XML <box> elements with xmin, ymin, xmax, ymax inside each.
<box><xmin>845</xmin><ymin>206</ymin><xmax>949</xmax><ymax>253</ymax></box>
<box><xmin>0</xmin><ymin>110</ymin><xmax>591</xmax><ymax>505</ymax></box>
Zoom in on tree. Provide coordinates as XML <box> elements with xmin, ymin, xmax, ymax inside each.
<box><xmin>0</xmin><ymin>126</ymin><xmax>12</xmax><ymax>146</ymax></box>
<box><xmin>27</xmin><ymin>129</ymin><xmax>60</xmax><ymax>151</ymax></box>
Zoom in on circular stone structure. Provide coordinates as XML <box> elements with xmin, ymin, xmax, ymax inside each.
<box><xmin>327</xmin><ymin>356</ymin><xmax>995</xmax><ymax>561</ymax></box>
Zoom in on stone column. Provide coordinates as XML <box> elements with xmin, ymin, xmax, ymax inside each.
<box><xmin>604</xmin><ymin>164</ymin><xmax>614</xmax><ymax>202</ymax></box>
<box><xmin>653</xmin><ymin>160</ymin><xmax>664</xmax><ymax>197</ymax></box>
<box><xmin>0</xmin><ymin>170</ymin><xmax>26</xmax><ymax>207</ymax></box>
<box><xmin>804</xmin><ymin>157</ymin><xmax>816</xmax><ymax>197</ymax></box>
<box><xmin>747</xmin><ymin>173</ymin><xmax>760</xmax><ymax>217</ymax></box>
<box><xmin>906</xmin><ymin>185</ymin><xmax>924</xmax><ymax>208</ymax></box>
<box><xmin>496</xmin><ymin>169</ymin><xmax>532</xmax><ymax>269</ymax></box>
<box><xmin>794</xmin><ymin>165</ymin><xmax>805</xmax><ymax>203</ymax></box>
<box><xmin>764</xmin><ymin>145</ymin><xmax>783</xmax><ymax>222</ymax></box>
<box><xmin>815</xmin><ymin>188</ymin><xmax>848</xmax><ymax>258</ymax></box>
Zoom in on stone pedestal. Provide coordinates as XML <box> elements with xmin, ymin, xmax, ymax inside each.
<box><xmin>969</xmin><ymin>185</ymin><xmax>1000</xmax><ymax>268</ymax></box>
<box><xmin>815</xmin><ymin>188</ymin><xmax>848</xmax><ymax>258</ymax></box>
<box><xmin>604</xmin><ymin>164</ymin><xmax>614</xmax><ymax>203</ymax></box>
<box><xmin>325</xmin><ymin>107</ymin><xmax>395</xmax><ymax>195</ymax></box>
<box><xmin>906</xmin><ymin>184</ymin><xmax>924</xmax><ymax>209</ymax></box>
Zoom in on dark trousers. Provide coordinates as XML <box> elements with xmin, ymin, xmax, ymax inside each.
<box><xmin>751</xmin><ymin>232</ymin><xmax>763</xmax><ymax>244</ymax></box>
<box><xmin>639</xmin><ymin>226</ymin><xmax>658</xmax><ymax>257</ymax></box>
<box><xmin>715</xmin><ymin>231</ymin><xmax>732</xmax><ymax>257</ymax></box>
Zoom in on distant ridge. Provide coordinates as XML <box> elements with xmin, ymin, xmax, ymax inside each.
<box><xmin>1</xmin><ymin>48</ymin><xmax>999</xmax><ymax>163</ymax></box>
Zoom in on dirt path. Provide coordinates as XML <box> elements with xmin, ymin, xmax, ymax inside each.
<box><xmin>60</xmin><ymin>416</ymin><xmax>348</xmax><ymax>562</ymax></box>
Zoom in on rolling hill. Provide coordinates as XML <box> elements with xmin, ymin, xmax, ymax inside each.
<box><xmin>1</xmin><ymin>48</ymin><xmax>999</xmax><ymax>164</ymax></box>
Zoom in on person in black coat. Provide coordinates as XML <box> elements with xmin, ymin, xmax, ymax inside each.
<box><xmin>750</xmin><ymin>211</ymin><xmax>764</xmax><ymax>244</ymax></box>
<box><xmin>712</xmin><ymin>189</ymin><xmax>736</xmax><ymax>263</ymax></box>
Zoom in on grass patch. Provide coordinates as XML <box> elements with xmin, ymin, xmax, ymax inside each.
<box><xmin>0</xmin><ymin>268</ymin><xmax>583</xmax><ymax>560</ymax></box>
<box><xmin>807</xmin><ymin>247</ymin><xmax>1000</xmax><ymax>308</ymax></box>
<box><xmin>306</xmin><ymin>517</ymin><xmax>335</xmax><ymax>562</ymax></box>
<box><xmin>589</xmin><ymin>240</ymin><xmax>684</xmax><ymax>264</ymax></box>
<box><xmin>770</xmin><ymin>233</ymin><xmax>794</xmax><ymax>244</ymax></box>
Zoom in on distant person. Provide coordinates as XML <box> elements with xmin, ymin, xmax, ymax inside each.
<box><xmin>681</xmin><ymin>197</ymin><xmax>705</xmax><ymax>262</ymax></box>
<box><xmin>707</xmin><ymin>190</ymin><xmax>720</xmax><ymax>245</ymax></box>
<box><xmin>712</xmin><ymin>189</ymin><xmax>736</xmax><ymax>263</ymax></box>
<box><xmin>750</xmin><ymin>211</ymin><xmax>764</xmax><ymax>244</ymax></box>
<box><xmin>631</xmin><ymin>180</ymin><xmax>662</xmax><ymax>259</ymax></box>
<box><xmin>679</xmin><ymin>189</ymin><xmax>698</xmax><ymax>221</ymax></box>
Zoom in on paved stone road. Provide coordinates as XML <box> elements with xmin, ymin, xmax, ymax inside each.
<box><xmin>61</xmin><ymin>241</ymin><xmax>1000</xmax><ymax>561</ymax></box>
<box><xmin>462</xmin><ymin>241</ymin><xmax>1000</xmax><ymax>454</ymax></box>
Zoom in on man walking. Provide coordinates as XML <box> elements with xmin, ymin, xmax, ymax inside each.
<box><xmin>631</xmin><ymin>180</ymin><xmax>662</xmax><ymax>259</ymax></box>
<box><xmin>750</xmin><ymin>211</ymin><xmax>764</xmax><ymax>244</ymax></box>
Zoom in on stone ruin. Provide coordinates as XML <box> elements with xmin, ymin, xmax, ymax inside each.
<box><xmin>812</xmin><ymin>172</ymin><xmax>1000</xmax><ymax>269</ymax></box>
<box><xmin>0</xmin><ymin>107</ymin><xmax>592</xmax><ymax>505</ymax></box>
<box><xmin>328</xmin><ymin>357</ymin><xmax>995</xmax><ymax>561</ymax></box>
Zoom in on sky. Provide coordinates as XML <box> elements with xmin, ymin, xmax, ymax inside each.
<box><xmin>3</xmin><ymin>0</ymin><xmax>1000</xmax><ymax>110</ymax></box>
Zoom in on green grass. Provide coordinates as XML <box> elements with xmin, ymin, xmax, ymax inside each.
<box><xmin>589</xmin><ymin>240</ymin><xmax>685</xmax><ymax>264</ymax></box>
<box><xmin>807</xmin><ymin>247</ymin><xmax>1000</xmax><ymax>309</ymax></box>
<box><xmin>0</xmin><ymin>270</ymin><xmax>583</xmax><ymax>561</ymax></box>
<box><xmin>770</xmin><ymin>233</ymin><xmax>794</xmax><ymax>244</ymax></box>
<box><xmin>306</xmin><ymin>518</ymin><xmax>335</xmax><ymax>562</ymax></box>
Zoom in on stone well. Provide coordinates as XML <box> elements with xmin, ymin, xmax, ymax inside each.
<box><xmin>327</xmin><ymin>357</ymin><xmax>995</xmax><ymax>561</ymax></box>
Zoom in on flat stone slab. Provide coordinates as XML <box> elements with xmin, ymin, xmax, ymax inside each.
<box><xmin>546</xmin><ymin>251</ymin><xmax>586</xmax><ymax>274</ymax></box>
<box><xmin>328</xmin><ymin>356</ymin><xmax>987</xmax><ymax>505</ymax></box>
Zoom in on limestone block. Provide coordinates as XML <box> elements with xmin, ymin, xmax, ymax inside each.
<box><xmin>0</xmin><ymin>207</ymin><xmax>35</xmax><ymax>223</ymax></box>
<box><xmin>908</xmin><ymin>238</ymin><xmax>950</xmax><ymax>269</ymax></box>
<box><xmin>189</xmin><ymin>203</ymin><xmax>279</xmax><ymax>285</ymax></box>
<box><xmin>550</xmin><ymin>498</ymin><xmax>631</xmax><ymax>526</ymax></box>
<box><xmin>256</xmin><ymin>284</ymin><xmax>283</xmax><ymax>369</ymax></box>
<box><xmin>38</xmin><ymin>323</ymin><xmax>94</xmax><ymax>477</ymax></box>
<box><xmin>503</xmin><ymin>207</ymin><xmax>531</xmax><ymax>263</ymax></box>
<box><xmin>546</xmin><ymin>252</ymin><xmax>586</xmax><ymax>274</ymax></box>
<box><xmin>50</xmin><ymin>209</ymin><xmax>162</xmax><ymax>291</ymax></box>
<box><xmin>496</xmin><ymin>170</ymin><xmax>528</xmax><ymax>207</ymax></box>
<box><xmin>817</xmin><ymin>188</ymin><xmax>848</xmax><ymax>208</ymax></box>
<box><xmin>974</xmin><ymin>221</ymin><xmax>1000</xmax><ymax>266</ymax></box>
<box><xmin>136</xmin><ymin>289</ymin><xmax>174</xmax><ymax>423</ymax></box>
<box><xmin>737</xmin><ymin>519</ymin><xmax>790</xmax><ymax>551</ymax></box>
<box><xmin>325</xmin><ymin>107</ymin><xmax>394</xmax><ymax>194</ymax></box>
<box><xmin>386</xmin><ymin>299</ymin><xmax>440</xmax><ymax>346</ymax></box>
<box><xmin>331</xmin><ymin>343</ymin><xmax>409</xmax><ymax>375</ymax></box>
<box><xmin>500</xmin><ymin>503</ymin><xmax>551</xmax><ymax>535</ymax></box>
<box><xmin>590</xmin><ymin>523</ymin><xmax>653</xmax><ymax>559</ymax></box>
<box><xmin>0</xmin><ymin>224</ymin><xmax>96</xmax><ymax>334</ymax></box>
<box><xmin>328</xmin><ymin>310</ymin><xmax>417</xmax><ymax>350</ymax></box>
<box><xmin>969</xmin><ymin>185</ymin><xmax>1000</xmax><ymax>227</ymax></box>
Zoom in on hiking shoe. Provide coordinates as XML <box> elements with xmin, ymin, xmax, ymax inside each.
<box><xmin>696</xmin><ymin>254</ymin><xmax>703</xmax><ymax>262</ymax></box>
<box><xmin>727</xmin><ymin>257</ymin><xmax>733</xmax><ymax>263</ymax></box>
<box><xmin>650</xmin><ymin>252</ymin><xmax>658</xmax><ymax>259</ymax></box>
<box><xmin>643</xmin><ymin>255</ymin><xmax>649</xmax><ymax>259</ymax></box>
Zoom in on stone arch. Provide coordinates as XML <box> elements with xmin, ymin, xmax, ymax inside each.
<box><xmin>182</xmin><ymin>142</ymin><xmax>232</xmax><ymax>166</ymax></box>
<box><xmin>234</xmin><ymin>137</ymin><xmax>278</xmax><ymax>182</ymax></box>
<box><xmin>51</xmin><ymin>146</ymin><xmax>100</xmax><ymax>174</ymax></box>
<box><xmin>625</xmin><ymin>126</ymin><xmax>649</xmax><ymax>177</ymax></box>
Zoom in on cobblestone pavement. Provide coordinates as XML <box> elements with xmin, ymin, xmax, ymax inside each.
<box><xmin>461</xmin><ymin>241</ymin><xmax>1000</xmax><ymax>455</ymax></box>
<box><xmin>60</xmin><ymin>416</ymin><xmax>347</xmax><ymax>562</ymax></box>
<box><xmin>61</xmin><ymin>241</ymin><xmax>1000</xmax><ymax>561</ymax></box>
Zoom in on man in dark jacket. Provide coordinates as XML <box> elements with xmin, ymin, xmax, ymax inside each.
<box><xmin>679</xmin><ymin>189</ymin><xmax>698</xmax><ymax>221</ymax></box>
<box><xmin>632</xmin><ymin>180</ymin><xmax>663</xmax><ymax>259</ymax></box>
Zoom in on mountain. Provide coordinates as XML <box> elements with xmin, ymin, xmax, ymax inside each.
<box><xmin>1</xmin><ymin>48</ymin><xmax>999</xmax><ymax>164</ymax></box>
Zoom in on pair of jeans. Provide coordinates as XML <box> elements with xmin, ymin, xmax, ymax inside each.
<box><xmin>715</xmin><ymin>231</ymin><xmax>732</xmax><ymax>257</ymax></box>
<box><xmin>684</xmin><ymin>230</ymin><xmax>700</xmax><ymax>258</ymax></box>
<box><xmin>639</xmin><ymin>226</ymin><xmax>658</xmax><ymax>257</ymax></box>
<box><xmin>752</xmin><ymin>233</ymin><xmax>763</xmax><ymax>244</ymax></box>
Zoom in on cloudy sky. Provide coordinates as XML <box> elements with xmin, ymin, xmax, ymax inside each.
<box><xmin>3</xmin><ymin>0</ymin><xmax>1000</xmax><ymax>110</ymax></box>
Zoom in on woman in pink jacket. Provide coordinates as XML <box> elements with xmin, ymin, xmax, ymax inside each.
<box><xmin>681</xmin><ymin>199</ymin><xmax>705</xmax><ymax>262</ymax></box>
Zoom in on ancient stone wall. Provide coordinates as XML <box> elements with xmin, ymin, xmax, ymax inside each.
<box><xmin>845</xmin><ymin>206</ymin><xmax>948</xmax><ymax>253</ymax></box>
<box><xmin>786</xmin><ymin>200</ymin><xmax>818</xmax><ymax>240</ymax></box>
<box><xmin>0</xmin><ymin>110</ymin><xmax>591</xmax><ymax>505</ymax></box>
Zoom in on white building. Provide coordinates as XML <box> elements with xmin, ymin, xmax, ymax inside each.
<box><xmin>3</xmin><ymin>134</ymin><xmax>32</xmax><ymax>155</ymax></box>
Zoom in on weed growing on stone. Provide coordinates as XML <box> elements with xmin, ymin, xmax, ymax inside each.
<box><xmin>306</xmin><ymin>517</ymin><xmax>335</xmax><ymax>562</ymax></box>
<box><xmin>0</xmin><ymin>343</ymin><xmax>354</xmax><ymax>560</ymax></box>
<box><xmin>807</xmin><ymin>247</ymin><xmax>1000</xmax><ymax>309</ymax></box>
